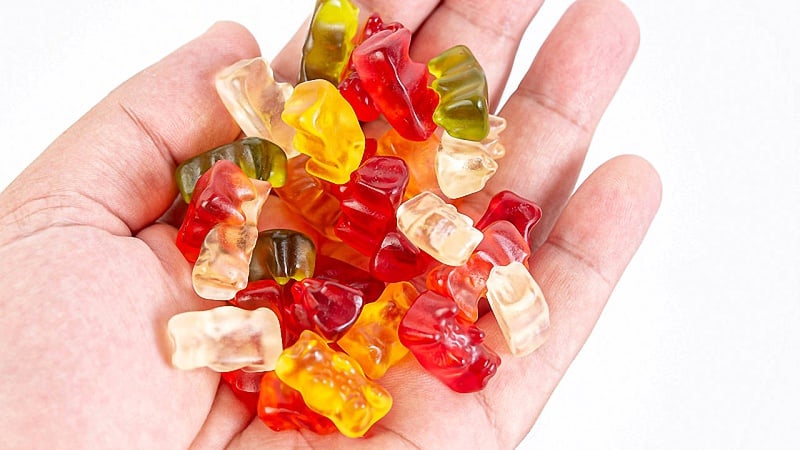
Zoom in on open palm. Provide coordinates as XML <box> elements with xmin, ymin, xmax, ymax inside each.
<box><xmin>0</xmin><ymin>1</ymin><xmax>660</xmax><ymax>448</ymax></box>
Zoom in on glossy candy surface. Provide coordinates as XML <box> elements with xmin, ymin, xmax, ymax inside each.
<box><xmin>486</xmin><ymin>262</ymin><xmax>550</xmax><ymax>356</ymax></box>
<box><xmin>427</xmin><ymin>220</ymin><xmax>530</xmax><ymax>320</ymax></box>
<box><xmin>191</xmin><ymin>165</ymin><xmax>270</xmax><ymax>300</ymax></box>
<box><xmin>398</xmin><ymin>291</ymin><xmax>500</xmax><ymax>393</ymax></box>
<box><xmin>299</xmin><ymin>0</ymin><xmax>360</xmax><ymax>84</ymax></box>
<box><xmin>428</xmin><ymin>45</ymin><xmax>489</xmax><ymax>141</ymax></box>
<box><xmin>338</xmin><ymin>13</ymin><xmax>403</xmax><ymax>122</ymax></box>
<box><xmin>215</xmin><ymin>58</ymin><xmax>298</xmax><ymax>158</ymax></box>
<box><xmin>175</xmin><ymin>137</ymin><xmax>286</xmax><ymax>203</ymax></box>
<box><xmin>168</xmin><ymin>306</ymin><xmax>282</xmax><ymax>372</ymax></box>
<box><xmin>335</xmin><ymin>156</ymin><xmax>409</xmax><ymax>255</ymax></box>
<box><xmin>288</xmin><ymin>278</ymin><xmax>364</xmax><ymax>341</ymax></box>
<box><xmin>314</xmin><ymin>255</ymin><xmax>385</xmax><ymax>303</ymax></box>
<box><xmin>377</xmin><ymin>127</ymin><xmax>442</xmax><ymax>199</ymax></box>
<box><xmin>176</xmin><ymin>160</ymin><xmax>269</xmax><ymax>268</ymax></box>
<box><xmin>396</xmin><ymin>191</ymin><xmax>484</xmax><ymax>266</ymax></box>
<box><xmin>475</xmin><ymin>189</ymin><xmax>543</xmax><ymax>243</ymax></box>
<box><xmin>275</xmin><ymin>330</ymin><xmax>393</xmax><ymax>438</ymax></box>
<box><xmin>352</xmin><ymin>28</ymin><xmax>438</xmax><ymax>141</ymax></box>
<box><xmin>338</xmin><ymin>282</ymin><xmax>417</xmax><ymax>379</ymax></box>
<box><xmin>282</xmin><ymin>79</ymin><xmax>365</xmax><ymax>184</ymax></box>
<box><xmin>250</xmin><ymin>229</ymin><xmax>316</xmax><ymax>284</ymax></box>
<box><xmin>258</xmin><ymin>370</ymin><xmax>338</xmax><ymax>434</ymax></box>
<box><xmin>275</xmin><ymin>156</ymin><xmax>342</xmax><ymax>240</ymax></box>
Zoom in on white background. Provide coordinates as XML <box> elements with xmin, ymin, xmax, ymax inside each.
<box><xmin>1</xmin><ymin>1</ymin><xmax>799</xmax><ymax>449</ymax></box>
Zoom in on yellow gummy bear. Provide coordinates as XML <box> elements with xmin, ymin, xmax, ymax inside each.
<box><xmin>281</xmin><ymin>79</ymin><xmax>365</xmax><ymax>184</ymax></box>
<box><xmin>338</xmin><ymin>282</ymin><xmax>418</xmax><ymax>379</ymax></box>
<box><xmin>274</xmin><ymin>330</ymin><xmax>392</xmax><ymax>438</ymax></box>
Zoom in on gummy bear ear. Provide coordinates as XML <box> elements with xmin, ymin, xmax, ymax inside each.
<box><xmin>3</xmin><ymin>22</ymin><xmax>260</xmax><ymax>237</ymax></box>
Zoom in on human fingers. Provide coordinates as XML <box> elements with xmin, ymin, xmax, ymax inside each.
<box><xmin>409</xmin><ymin>0</ymin><xmax>544</xmax><ymax>110</ymax></box>
<box><xmin>459</xmin><ymin>0</ymin><xmax>640</xmax><ymax>248</ymax></box>
<box><xmin>473</xmin><ymin>155</ymin><xmax>661</xmax><ymax>447</ymax></box>
<box><xmin>0</xmin><ymin>22</ymin><xmax>259</xmax><ymax>241</ymax></box>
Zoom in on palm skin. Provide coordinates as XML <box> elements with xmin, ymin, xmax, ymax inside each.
<box><xmin>0</xmin><ymin>1</ymin><xmax>660</xmax><ymax>449</ymax></box>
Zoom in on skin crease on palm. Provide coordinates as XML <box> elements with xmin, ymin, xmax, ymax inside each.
<box><xmin>0</xmin><ymin>0</ymin><xmax>661</xmax><ymax>448</ymax></box>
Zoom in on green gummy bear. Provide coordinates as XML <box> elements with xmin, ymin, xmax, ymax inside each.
<box><xmin>299</xmin><ymin>0</ymin><xmax>360</xmax><ymax>84</ymax></box>
<box><xmin>428</xmin><ymin>45</ymin><xmax>490</xmax><ymax>141</ymax></box>
<box><xmin>250</xmin><ymin>229</ymin><xmax>316</xmax><ymax>285</ymax></box>
<box><xmin>175</xmin><ymin>137</ymin><xmax>287</xmax><ymax>203</ymax></box>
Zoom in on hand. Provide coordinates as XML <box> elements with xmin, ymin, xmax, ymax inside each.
<box><xmin>0</xmin><ymin>1</ymin><xmax>660</xmax><ymax>448</ymax></box>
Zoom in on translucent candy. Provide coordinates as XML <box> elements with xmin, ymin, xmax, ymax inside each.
<box><xmin>428</xmin><ymin>45</ymin><xmax>489</xmax><ymax>141</ymax></box>
<box><xmin>426</xmin><ymin>220</ymin><xmax>530</xmax><ymax>321</ymax></box>
<box><xmin>435</xmin><ymin>141</ymin><xmax>498</xmax><ymax>199</ymax></box>
<box><xmin>275</xmin><ymin>156</ymin><xmax>342</xmax><ymax>241</ymax></box>
<box><xmin>398</xmin><ymin>291</ymin><xmax>500</xmax><ymax>393</ymax></box>
<box><xmin>215</xmin><ymin>58</ymin><xmax>298</xmax><ymax>158</ymax></box>
<box><xmin>485</xmin><ymin>262</ymin><xmax>550</xmax><ymax>356</ymax></box>
<box><xmin>299</xmin><ymin>0</ymin><xmax>360</xmax><ymax>84</ymax></box>
<box><xmin>274</xmin><ymin>330</ymin><xmax>392</xmax><ymax>438</ymax></box>
<box><xmin>377</xmin><ymin>115</ymin><xmax>442</xmax><ymax>200</ymax></box>
<box><xmin>249</xmin><ymin>229</ymin><xmax>316</xmax><ymax>285</ymax></box>
<box><xmin>282</xmin><ymin>79</ymin><xmax>365</xmax><ymax>184</ymax></box>
<box><xmin>338</xmin><ymin>282</ymin><xmax>418</xmax><ymax>379</ymax></box>
<box><xmin>192</xmin><ymin>178</ymin><xmax>270</xmax><ymax>300</ymax></box>
<box><xmin>396</xmin><ymin>191</ymin><xmax>483</xmax><ymax>266</ymax></box>
<box><xmin>167</xmin><ymin>306</ymin><xmax>283</xmax><ymax>372</ymax></box>
<box><xmin>435</xmin><ymin>114</ymin><xmax>508</xmax><ymax>199</ymax></box>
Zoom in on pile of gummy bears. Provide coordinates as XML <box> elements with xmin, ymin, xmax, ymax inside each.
<box><xmin>166</xmin><ymin>0</ymin><xmax>550</xmax><ymax>438</ymax></box>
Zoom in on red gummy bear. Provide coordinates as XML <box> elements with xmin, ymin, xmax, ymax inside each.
<box><xmin>231</xmin><ymin>279</ymin><xmax>295</xmax><ymax>346</ymax></box>
<box><xmin>288</xmin><ymin>278</ymin><xmax>365</xmax><ymax>342</ymax></box>
<box><xmin>352</xmin><ymin>28</ymin><xmax>438</xmax><ymax>141</ymax></box>
<box><xmin>314</xmin><ymin>255</ymin><xmax>386</xmax><ymax>304</ymax></box>
<box><xmin>257</xmin><ymin>371</ymin><xmax>337</xmax><ymax>434</ymax></box>
<box><xmin>338</xmin><ymin>14</ymin><xmax>403</xmax><ymax>122</ymax></box>
<box><xmin>426</xmin><ymin>220</ymin><xmax>531</xmax><ymax>321</ymax></box>
<box><xmin>398</xmin><ymin>290</ymin><xmax>500</xmax><ymax>393</ymax></box>
<box><xmin>334</xmin><ymin>156</ymin><xmax>410</xmax><ymax>255</ymax></box>
<box><xmin>175</xmin><ymin>160</ymin><xmax>256</xmax><ymax>262</ymax></box>
<box><xmin>475</xmin><ymin>190</ymin><xmax>543</xmax><ymax>244</ymax></box>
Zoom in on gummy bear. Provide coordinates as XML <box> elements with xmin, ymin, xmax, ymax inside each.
<box><xmin>334</xmin><ymin>156</ymin><xmax>410</xmax><ymax>255</ymax></box>
<box><xmin>175</xmin><ymin>137</ymin><xmax>286</xmax><ymax>203</ymax></box>
<box><xmin>426</xmin><ymin>220</ymin><xmax>530</xmax><ymax>321</ymax></box>
<box><xmin>274</xmin><ymin>330</ymin><xmax>393</xmax><ymax>438</ymax></box>
<box><xmin>250</xmin><ymin>229</ymin><xmax>316</xmax><ymax>285</ymax></box>
<box><xmin>257</xmin><ymin>370</ymin><xmax>338</xmax><ymax>434</ymax></box>
<box><xmin>352</xmin><ymin>28</ymin><xmax>439</xmax><ymax>141</ymax></box>
<box><xmin>396</xmin><ymin>191</ymin><xmax>484</xmax><ymax>266</ymax></box>
<box><xmin>314</xmin><ymin>255</ymin><xmax>386</xmax><ymax>303</ymax></box>
<box><xmin>485</xmin><ymin>261</ymin><xmax>550</xmax><ymax>356</ymax></box>
<box><xmin>167</xmin><ymin>306</ymin><xmax>283</xmax><ymax>372</ymax></box>
<box><xmin>338</xmin><ymin>282</ymin><xmax>418</xmax><ymax>379</ymax></box>
<box><xmin>176</xmin><ymin>160</ymin><xmax>269</xmax><ymax>265</ymax></box>
<box><xmin>282</xmin><ymin>79</ymin><xmax>365</xmax><ymax>184</ymax></box>
<box><xmin>299</xmin><ymin>0</ymin><xmax>360</xmax><ymax>84</ymax></box>
<box><xmin>215</xmin><ymin>57</ymin><xmax>298</xmax><ymax>158</ymax></box>
<box><xmin>191</xmin><ymin>165</ymin><xmax>269</xmax><ymax>300</ymax></box>
<box><xmin>338</xmin><ymin>13</ymin><xmax>403</xmax><ymax>122</ymax></box>
<box><xmin>288</xmin><ymin>278</ymin><xmax>364</xmax><ymax>342</ymax></box>
<box><xmin>435</xmin><ymin>138</ymin><xmax>498</xmax><ymax>199</ymax></box>
<box><xmin>398</xmin><ymin>291</ymin><xmax>500</xmax><ymax>393</ymax></box>
<box><xmin>369</xmin><ymin>230</ymin><xmax>431</xmax><ymax>282</ymax></box>
<box><xmin>474</xmin><ymin>189</ymin><xmax>542</xmax><ymax>244</ymax></box>
<box><xmin>428</xmin><ymin>45</ymin><xmax>490</xmax><ymax>141</ymax></box>
<box><xmin>377</xmin><ymin>127</ymin><xmax>442</xmax><ymax>199</ymax></box>
<box><xmin>275</xmin><ymin>155</ymin><xmax>342</xmax><ymax>241</ymax></box>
